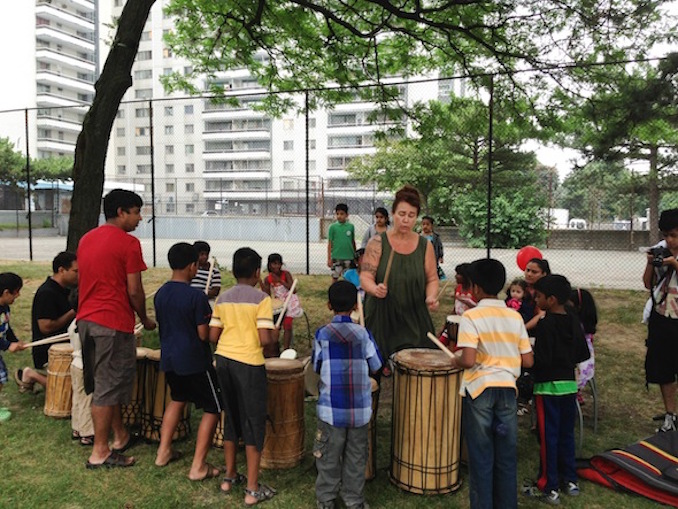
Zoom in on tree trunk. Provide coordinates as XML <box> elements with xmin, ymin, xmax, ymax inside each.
<box><xmin>66</xmin><ymin>0</ymin><xmax>156</xmax><ymax>251</ymax></box>
<box><xmin>648</xmin><ymin>145</ymin><xmax>660</xmax><ymax>245</ymax></box>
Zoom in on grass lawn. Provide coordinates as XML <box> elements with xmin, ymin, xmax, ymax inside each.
<box><xmin>0</xmin><ymin>261</ymin><xmax>666</xmax><ymax>508</ymax></box>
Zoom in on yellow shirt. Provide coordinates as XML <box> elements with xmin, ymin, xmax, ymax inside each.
<box><xmin>457</xmin><ymin>299</ymin><xmax>532</xmax><ymax>399</ymax></box>
<box><xmin>210</xmin><ymin>284</ymin><xmax>274</xmax><ymax>366</ymax></box>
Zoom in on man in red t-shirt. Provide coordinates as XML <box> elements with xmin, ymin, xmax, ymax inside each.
<box><xmin>77</xmin><ymin>189</ymin><xmax>156</xmax><ymax>469</ymax></box>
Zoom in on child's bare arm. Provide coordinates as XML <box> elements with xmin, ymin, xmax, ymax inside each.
<box><xmin>208</xmin><ymin>326</ymin><xmax>222</xmax><ymax>344</ymax></box>
<box><xmin>456</xmin><ymin>347</ymin><xmax>476</xmax><ymax>369</ymax></box>
<box><xmin>197</xmin><ymin>323</ymin><xmax>209</xmax><ymax>342</ymax></box>
<box><xmin>8</xmin><ymin>341</ymin><xmax>26</xmax><ymax>352</ymax></box>
<box><xmin>521</xmin><ymin>351</ymin><xmax>534</xmax><ymax>368</ymax></box>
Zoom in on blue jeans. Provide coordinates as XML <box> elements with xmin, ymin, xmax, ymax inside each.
<box><xmin>463</xmin><ymin>388</ymin><xmax>518</xmax><ymax>509</ymax></box>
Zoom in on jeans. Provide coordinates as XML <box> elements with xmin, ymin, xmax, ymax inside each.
<box><xmin>534</xmin><ymin>394</ymin><xmax>577</xmax><ymax>492</ymax></box>
<box><xmin>463</xmin><ymin>388</ymin><xmax>518</xmax><ymax>509</ymax></box>
<box><xmin>314</xmin><ymin>419</ymin><xmax>368</xmax><ymax>507</ymax></box>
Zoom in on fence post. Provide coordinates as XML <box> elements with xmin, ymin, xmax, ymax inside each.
<box><xmin>149</xmin><ymin>100</ymin><xmax>156</xmax><ymax>267</ymax></box>
<box><xmin>25</xmin><ymin>109</ymin><xmax>33</xmax><ymax>261</ymax></box>
<box><xmin>486</xmin><ymin>75</ymin><xmax>494</xmax><ymax>259</ymax></box>
<box><xmin>305</xmin><ymin>90</ymin><xmax>310</xmax><ymax>275</ymax></box>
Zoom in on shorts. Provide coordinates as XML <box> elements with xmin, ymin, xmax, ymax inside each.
<box><xmin>646</xmin><ymin>311</ymin><xmax>678</xmax><ymax>384</ymax></box>
<box><xmin>331</xmin><ymin>259</ymin><xmax>354</xmax><ymax>279</ymax></box>
<box><xmin>166</xmin><ymin>367</ymin><xmax>222</xmax><ymax>414</ymax></box>
<box><xmin>79</xmin><ymin>320</ymin><xmax>136</xmax><ymax>406</ymax></box>
<box><xmin>215</xmin><ymin>355</ymin><xmax>267</xmax><ymax>451</ymax></box>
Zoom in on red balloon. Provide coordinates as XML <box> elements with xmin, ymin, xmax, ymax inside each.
<box><xmin>516</xmin><ymin>246</ymin><xmax>543</xmax><ymax>271</ymax></box>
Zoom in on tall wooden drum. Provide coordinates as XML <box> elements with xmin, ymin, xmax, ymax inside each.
<box><xmin>212</xmin><ymin>411</ymin><xmax>228</xmax><ymax>448</ymax></box>
<box><xmin>142</xmin><ymin>349</ymin><xmax>191</xmax><ymax>442</ymax></box>
<box><xmin>366</xmin><ymin>377</ymin><xmax>380</xmax><ymax>480</ymax></box>
<box><xmin>390</xmin><ymin>348</ymin><xmax>463</xmax><ymax>494</ymax></box>
<box><xmin>261</xmin><ymin>358</ymin><xmax>305</xmax><ymax>469</ymax></box>
<box><xmin>44</xmin><ymin>343</ymin><xmax>74</xmax><ymax>418</ymax></box>
<box><xmin>121</xmin><ymin>347</ymin><xmax>150</xmax><ymax>429</ymax></box>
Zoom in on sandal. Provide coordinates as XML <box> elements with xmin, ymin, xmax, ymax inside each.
<box><xmin>72</xmin><ymin>430</ymin><xmax>81</xmax><ymax>441</ymax></box>
<box><xmin>13</xmin><ymin>369</ymin><xmax>33</xmax><ymax>393</ymax></box>
<box><xmin>244</xmin><ymin>483</ymin><xmax>276</xmax><ymax>506</ymax></box>
<box><xmin>79</xmin><ymin>435</ymin><xmax>95</xmax><ymax>446</ymax></box>
<box><xmin>188</xmin><ymin>461</ymin><xmax>221</xmax><ymax>481</ymax></box>
<box><xmin>220</xmin><ymin>473</ymin><xmax>246</xmax><ymax>494</ymax></box>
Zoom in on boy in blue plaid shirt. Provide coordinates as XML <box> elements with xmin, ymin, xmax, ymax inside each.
<box><xmin>312</xmin><ymin>280</ymin><xmax>382</xmax><ymax>509</ymax></box>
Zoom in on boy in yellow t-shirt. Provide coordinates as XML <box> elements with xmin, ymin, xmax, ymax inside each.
<box><xmin>209</xmin><ymin>247</ymin><xmax>278</xmax><ymax>506</ymax></box>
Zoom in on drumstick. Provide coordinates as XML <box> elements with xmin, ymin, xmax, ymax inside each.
<box><xmin>426</xmin><ymin>332</ymin><xmax>456</xmax><ymax>361</ymax></box>
<box><xmin>275</xmin><ymin>278</ymin><xmax>298</xmax><ymax>328</ymax></box>
<box><xmin>24</xmin><ymin>332</ymin><xmax>70</xmax><ymax>349</ymax></box>
<box><xmin>204</xmin><ymin>256</ymin><xmax>216</xmax><ymax>295</ymax></box>
<box><xmin>383</xmin><ymin>248</ymin><xmax>395</xmax><ymax>288</ymax></box>
<box><xmin>436</xmin><ymin>280</ymin><xmax>450</xmax><ymax>300</ymax></box>
<box><xmin>357</xmin><ymin>293</ymin><xmax>365</xmax><ymax>327</ymax></box>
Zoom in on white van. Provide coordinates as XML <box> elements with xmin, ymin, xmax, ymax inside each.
<box><xmin>568</xmin><ymin>218</ymin><xmax>587</xmax><ymax>230</ymax></box>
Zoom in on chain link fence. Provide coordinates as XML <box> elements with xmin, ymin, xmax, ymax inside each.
<box><xmin>0</xmin><ymin>75</ymin><xmax>660</xmax><ymax>289</ymax></box>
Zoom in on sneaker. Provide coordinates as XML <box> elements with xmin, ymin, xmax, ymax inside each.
<box><xmin>522</xmin><ymin>481</ymin><xmax>560</xmax><ymax>505</ymax></box>
<box><xmin>565</xmin><ymin>481</ymin><xmax>580</xmax><ymax>496</ymax></box>
<box><xmin>657</xmin><ymin>413</ymin><xmax>677</xmax><ymax>432</ymax></box>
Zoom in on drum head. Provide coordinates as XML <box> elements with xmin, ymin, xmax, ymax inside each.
<box><xmin>446</xmin><ymin>315</ymin><xmax>462</xmax><ymax>324</ymax></box>
<box><xmin>370</xmin><ymin>377</ymin><xmax>379</xmax><ymax>393</ymax></box>
<box><xmin>393</xmin><ymin>348</ymin><xmax>459</xmax><ymax>372</ymax></box>
<box><xmin>264</xmin><ymin>357</ymin><xmax>303</xmax><ymax>375</ymax></box>
<box><xmin>49</xmin><ymin>342</ymin><xmax>73</xmax><ymax>353</ymax></box>
<box><xmin>280</xmin><ymin>348</ymin><xmax>298</xmax><ymax>360</ymax></box>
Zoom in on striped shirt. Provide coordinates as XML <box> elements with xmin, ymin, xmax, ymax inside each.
<box><xmin>210</xmin><ymin>284</ymin><xmax>274</xmax><ymax>366</ymax></box>
<box><xmin>313</xmin><ymin>315</ymin><xmax>383</xmax><ymax>427</ymax></box>
<box><xmin>457</xmin><ymin>299</ymin><xmax>532</xmax><ymax>399</ymax></box>
<box><xmin>190</xmin><ymin>266</ymin><xmax>221</xmax><ymax>294</ymax></box>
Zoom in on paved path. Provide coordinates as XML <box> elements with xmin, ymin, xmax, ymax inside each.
<box><xmin>0</xmin><ymin>235</ymin><xmax>647</xmax><ymax>290</ymax></box>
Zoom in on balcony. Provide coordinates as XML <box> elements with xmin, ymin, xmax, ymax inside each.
<box><xmin>35</xmin><ymin>138</ymin><xmax>76</xmax><ymax>154</ymax></box>
<box><xmin>36</xmin><ymin>48</ymin><xmax>95</xmax><ymax>72</ymax></box>
<box><xmin>36</xmin><ymin>3</ymin><xmax>94</xmax><ymax>30</ymax></box>
<box><xmin>36</xmin><ymin>71</ymin><xmax>94</xmax><ymax>94</ymax></box>
<box><xmin>36</xmin><ymin>25</ymin><xmax>95</xmax><ymax>53</ymax></box>
<box><xmin>36</xmin><ymin>92</ymin><xmax>88</xmax><ymax>108</ymax></box>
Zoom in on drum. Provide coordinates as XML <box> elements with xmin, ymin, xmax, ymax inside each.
<box><xmin>44</xmin><ymin>343</ymin><xmax>74</xmax><ymax>418</ymax></box>
<box><xmin>142</xmin><ymin>349</ymin><xmax>191</xmax><ymax>442</ymax></box>
<box><xmin>261</xmin><ymin>358</ymin><xmax>305</xmax><ymax>469</ymax></box>
<box><xmin>121</xmin><ymin>347</ymin><xmax>150</xmax><ymax>430</ymax></box>
<box><xmin>446</xmin><ymin>315</ymin><xmax>462</xmax><ymax>348</ymax></box>
<box><xmin>301</xmin><ymin>356</ymin><xmax>319</xmax><ymax>398</ymax></box>
<box><xmin>212</xmin><ymin>411</ymin><xmax>228</xmax><ymax>448</ymax></box>
<box><xmin>366</xmin><ymin>377</ymin><xmax>380</xmax><ymax>480</ymax></box>
<box><xmin>390</xmin><ymin>348</ymin><xmax>463</xmax><ymax>495</ymax></box>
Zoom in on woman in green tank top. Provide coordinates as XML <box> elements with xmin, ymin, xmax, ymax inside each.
<box><xmin>360</xmin><ymin>185</ymin><xmax>440</xmax><ymax>373</ymax></box>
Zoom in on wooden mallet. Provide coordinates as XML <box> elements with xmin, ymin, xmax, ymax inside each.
<box><xmin>275</xmin><ymin>278</ymin><xmax>298</xmax><ymax>329</ymax></box>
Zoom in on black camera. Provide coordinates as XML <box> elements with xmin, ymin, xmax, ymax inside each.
<box><xmin>650</xmin><ymin>246</ymin><xmax>673</xmax><ymax>267</ymax></box>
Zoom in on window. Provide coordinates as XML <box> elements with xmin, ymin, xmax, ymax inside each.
<box><xmin>283</xmin><ymin>140</ymin><xmax>293</xmax><ymax>150</ymax></box>
<box><xmin>309</xmin><ymin>139</ymin><xmax>316</xmax><ymax>150</ymax></box>
<box><xmin>184</xmin><ymin>124</ymin><xmax>194</xmax><ymax>134</ymax></box>
<box><xmin>114</xmin><ymin>0</ymin><xmax>123</xmax><ymax>6</ymax></box>
<box><xmin>166</xmin><ymin>183</ymin><xmax>174</xmax><ymax>192</ymax></box>
<box><xmin>134</xmin><ymin>69</ymin><xmax>152</xmax><ymax>79</ymax></box>
<box><xmin>140</xmin><ymin>31</ymin><xmax>151</xmax><ymax>41</ymax></box>
<box><xmin>164</xmin><ymin>125</ymin><xmax>174</xmax><ymax>135</ymax></box>
<box><xmin>136</xmin><ymin>164</ymin><xmax>151</xmax><ymax>174</ymax></box>
<box><xmin>135</xmin><ymin>88</ymin><xmax>152</xmax><ymax>99</ymax></box>
<box><xmin>166</xmin><ymin>203</ymin><xmax>175</xmax><ymax>213</ymax></box>
<box><xmin>186</xmin><ymin>183</ymin><xmax>195</xmax><ymax>192</ymax></box>
<box><xmin>116</xmin><ymin>165</ymin><xmax>126</xmax><ymax>174</ymax></box>
<box><xmin>283</xmin><ymin>161</ymin><xmax>294</xmax><ymax>171</ymax></box>
<box><xmin>185</xmin><ymin>203</ymin><xmax>195</xmax><ymax>213</ymax></box>
<box><xmin>309</xmin><ymin>118</ymin><xmax>316</xmax><ymax>128</ymax></box>
<box><xmin>135</xmin><ymin>127</ymin><xmax>148</xmax><ymax>136</ymax></box>
<box><xmin>135</xmin><ymin>108</ymin><xmax>149</xmax><ymax>118</ymax></box>
<box><xmin>185</xmin><ymin>144</ymin><xmax>194</xmax><ymax>155</ymax></box>
<box><xmin>116</xmin><ymin>127</ymin><xmax>125</xmax><ymax>137</ymax></box>
<box><xmin>136</xmin><ymin>146</ymin><xmax>151</xmax><ymax>155</ymax></box>
<box><xmin>165</xmin><ymin>145</ymin><xmax>174</xmax><ymax>155</ymax></box>
<box><xmin>283</xmin><ymin>119</ymin><xmax>294</xmax><ymax>130</ymax></box>
<box><xmin>163</xmin><ymin>48</ymin><xmax>173</xmax><ymax>58</ymax></box>
<box><xmin>185</xmin><ymin>163</ymin><xmax>194</xmax><ymax>173</ymax></box>
<box><xmin>165</xmin><ymin>164</ymin><xmax>174</xmax><ymax>173</ymax></box>
<box><xmin>184</xmin><ymin>66</ymin><xmax>193</xmax><ymax>75</ymax></box>
<box><xmin>162</xmin><ymin>68</ymin><xmax>173</xmax><ymax>76</ymax></box>
<box><xmin>137</xmin><ymin>51</ymin><xmax>152</xmax><ymax>61</ymax></box>
<box><xmin>117</xmin><ymin>147</ymin><xmax>125</xmax><ymax>156</ymax></box>
<box><xmin>164</xmin><ymin>106</ymin><xmax>173</xmax><ymax>116</ymax></box>
<box><xmin>116</xmin><ymin>110</ymin><xmax>124</xmax><ymax>119</ymax></box>
<box><xmin>184</xmin><ymin>105</ymin><xmax>193</xmax><ymax>115</ymax></box>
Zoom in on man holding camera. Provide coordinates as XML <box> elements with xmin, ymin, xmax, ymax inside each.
<box><xmin>644</xmin><ymin>208</ymin><xmax>678</xmax><ymax>432</ymax></box>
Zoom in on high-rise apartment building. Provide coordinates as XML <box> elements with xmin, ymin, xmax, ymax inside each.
<box><xmin>107</xmin><ymin>1</ymin><xmax>463</xmax><ymax>217</ymax></box>
<box><xmin>0</xmin><ymin>0</ymin><xmax>98</xmax><ymax>158</ymax></box>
